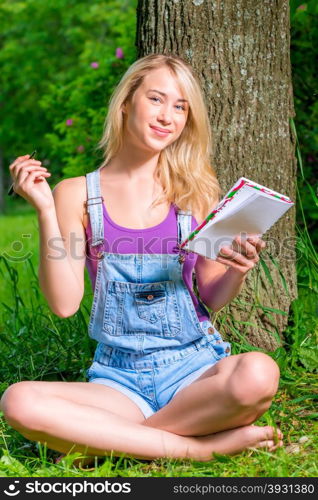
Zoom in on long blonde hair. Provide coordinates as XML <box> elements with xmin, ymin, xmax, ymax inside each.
<box><xmin>97</xmin><ymin>54</ymin><xmax>221</xmax><ymax>224</ymax></box>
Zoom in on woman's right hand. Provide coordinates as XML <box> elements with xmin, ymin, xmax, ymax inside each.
<box><xmin>9</xmin><ymin>154</ymin><xmax>55</xmax><ymax>213</ymax></box>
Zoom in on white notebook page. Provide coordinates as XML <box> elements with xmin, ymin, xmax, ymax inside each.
<box><xmin>185</xmin><ymin>191</ymin><xmax>292</xmax><ymax>259</ymax></box>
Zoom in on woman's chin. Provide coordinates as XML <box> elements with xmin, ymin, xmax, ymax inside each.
<box><xmin>142</xmin><ymin>140</ymin><xmax>168</xmax><ymax>154</ymax></box>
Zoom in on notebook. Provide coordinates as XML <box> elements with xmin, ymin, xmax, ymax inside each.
<box><xmin>180</xmin><ymin>177</ymin><xmax>294</xmax><ymax>260</ymax></box>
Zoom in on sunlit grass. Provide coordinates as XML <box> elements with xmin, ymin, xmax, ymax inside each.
<box><xmin>0</xmin><ymin>208</ymin><xmax>317</xmax><ymax>476</ymax></box>
<box><xmin>0</xmin><ymin>135</ymin><xmax>317</xmax><ymax>476</ymax></box>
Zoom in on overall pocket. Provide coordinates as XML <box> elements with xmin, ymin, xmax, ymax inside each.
<box><xmin>207</xmin><ymin>331</ymin><xmax>231</xmax><ymax>360</ymax></box>
<box><xmin>102</xmin><ymin>280</ymin><xmax>181</xmax><ymax>337</ymax></box>
<box><xmin>135</xmin><ymin>289</ymin><xmax>166</xmax><ymax>323</ymax></box>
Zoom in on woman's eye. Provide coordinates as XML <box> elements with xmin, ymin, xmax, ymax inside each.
<box><xmin>150</xmin><ymin>97</ymin><xmax>186</xmax><ymax>111</ymax></box>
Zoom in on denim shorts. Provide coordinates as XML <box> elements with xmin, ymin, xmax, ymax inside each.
<box><xmin>87</xmin><ymin>324</ymin><xmax>230</xmax><ymax>418</ymax></box>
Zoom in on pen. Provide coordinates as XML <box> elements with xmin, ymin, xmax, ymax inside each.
<box><xmin>7</xmin><ymin>150</ymin><xmax>37</xmax><ymax>196</ymax></box>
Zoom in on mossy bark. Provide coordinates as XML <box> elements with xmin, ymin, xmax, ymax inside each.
<box><xmin>136</xmin><ymin>0</ymin><xmax>297</xmax><ymax>350</ymax></box>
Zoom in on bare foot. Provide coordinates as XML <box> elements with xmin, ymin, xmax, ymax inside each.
<box><xmin>193</xmin><ymin>425</ymin><xmax>283</xmax><ymax>461</ymax></box>
<box><xmin>54</xmin><ymin>426</ymin><xmax>283</xmax><ymax>465</ymax></box>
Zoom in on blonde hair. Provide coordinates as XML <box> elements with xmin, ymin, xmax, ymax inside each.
<box><xmin>97</xmin><ymin>54</ymin><xmax>221</xmax><ymax>223</ymax></box>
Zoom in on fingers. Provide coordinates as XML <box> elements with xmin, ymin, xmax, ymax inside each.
<box><xmin>219</xmin><ymin>244</ymin><xmax>258</xmax><ymax>262</ymax></box>
<box><xmin>23</xmin><ymin>169</ymin><xmax>51</xmax><ymax>188</ymax></box>
<box><xmin>217</xmin><ymin>246</ymin><xmax>258</xmax><ymax>271</ymax></box>
<box><xmin>9</xmin><ymin>154</ymin><xmax>34</xmax><ymax>173</ymax></box>
<box><xmin>215</xmin><ymin>256</ymin><xmax>254</xmax><ymax>276</ymax></box>
<box><xmin>246</xmin><ymin>234</ymin><xmax>266</xmax><ymax>254</ymax></box>
<box><xmin>10</xmin><ymin>159</ymin><xmax>44</xmax><ymax>178</ymax></box>
<box><xmin>9</xmin><ymin>154</ymin><xmax>42</xmax><ymax>172</ymax></box>
<box><xmin>15</xmin><ymin>168</ymin><xmax>50</xmax><ymax>194</ymax></box>
<box><xmin>9</xmin><ymin>155</ymin><xmax>51</xmax><ymax>193</ymax></box>
<box><xmin>16</xmin><ymin>165</ymin><xmax>50</xmax><ymax>185</ymax></box>
<box><xmin>232</xmin><ymin>234</ymin><xmax>266</xmax><ymax>258</ymax></box>
<box><xmin>217</xmin><ymin>247</ymin><xmax>256</xmax><ymax>267</ymax></box>
<box><xmin>232</xmin><ymin>238</ymin><xmax>258</xmax><ymax>259</ymax></box>
<box><xmin>217</xmin><ymin>234</ymin><xmax>266</xmax><ymax>263</ymax></box>
<box><xmin>9</xmin><ymin>154</ymin><xmax>30</xmax><ymax>168</ymax></box>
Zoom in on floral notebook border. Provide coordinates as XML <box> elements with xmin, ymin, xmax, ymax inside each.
<box><xmin>180</xmin><ymin>178</ymin><xmax>293</xmax><ymax>249</ymax></box>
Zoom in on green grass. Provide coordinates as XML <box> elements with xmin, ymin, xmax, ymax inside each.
<box><xmin>0</xmin><ymin>379</ymin><xmax>317</xmax><ymax>477</ymax></box>
<box><xmin>0</xmin><ymin>188</ymin><xmax>317</xmax><ymax>476</ymax></box>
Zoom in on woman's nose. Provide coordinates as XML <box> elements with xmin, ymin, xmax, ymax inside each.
<box><xmin>157</xmin><ymin>106</ymin><xmax>172</xmax><ymax>123</ymax></box>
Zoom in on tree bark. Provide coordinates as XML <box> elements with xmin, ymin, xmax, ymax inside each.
<box><xmin>136</xmin><ymin>0</ymin><xmax>297</xmax><ymax>350</ymax></box>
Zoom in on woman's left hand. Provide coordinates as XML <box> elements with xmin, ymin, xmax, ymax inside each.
<box><xmin>216</xmin><ymin>233</ymin><xmax>266</xmax><ymax>276</ymax></box>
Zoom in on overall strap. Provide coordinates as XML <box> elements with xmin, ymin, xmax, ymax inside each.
<box><xmin>177</xmin><ymin>208</ymin><xmax>210</xmax><ymax>317</ymax></box>
<box><xmin>176</xmin><ymin>208</ymin><xmax>192</xmax><ymax>262</ymax></box>
<box><xmin>85</xmin><ymin>169</ymin><xmax>104</xmax><ymax>247</ymax></box>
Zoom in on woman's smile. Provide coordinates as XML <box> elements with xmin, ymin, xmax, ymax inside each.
<box><xmin>149</xmin><ymin>125</ymin><xmax>172</xmax><ymax>137</ymax></box>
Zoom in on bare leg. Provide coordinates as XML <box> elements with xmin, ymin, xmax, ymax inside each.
<box><xmin>0</xmin><ymin>376</ymin><xmax>281</xmax><ymax>462</ymax></box>
<box><xmin>1</xmin><ymin>380</ymin><xmax>147</xmax><ymax>467</ymax></box>
<box><xmin>23</xmin><ymin>425</ymin><xmax>283</xmax><ymax>463</ymax></box>
<box><xmin>143</xmin><ymin>352</ymin><xmax>281</xmax><ymax>436</ymax></box>
<box><xmin>0</xmin><ymin>382</ymin><xmax>194</xmax><ymax>461</ymax></box>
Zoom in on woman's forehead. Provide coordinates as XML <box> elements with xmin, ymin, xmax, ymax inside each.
<box><xmin>140</xmin><ymin>68</ymin><xmax>186</xmax><ymax>98</ymax></box>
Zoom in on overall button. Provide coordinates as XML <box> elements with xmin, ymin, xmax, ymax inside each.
<box><xmin>208</xmin><ymin>327</ymin><xmax>214</xmax><ymax>334</ymax></box>
<box><xmin>147</xmin><ymin>294</ymin><xmax>154</xmax><ymax>300</ymax></box>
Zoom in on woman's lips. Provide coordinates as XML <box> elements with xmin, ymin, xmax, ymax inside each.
<box><xmin>150</xmin><ymin>125</ymin><xmax>171</xmax><ymax>137</ymax></box>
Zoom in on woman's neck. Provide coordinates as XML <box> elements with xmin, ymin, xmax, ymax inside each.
<box><xmin>105</xmin><ymin>145</ymin><xmax>160</xmax><ymax>182</ymax></box>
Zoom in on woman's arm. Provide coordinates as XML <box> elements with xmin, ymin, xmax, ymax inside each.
<box><xmin>9</xmin><ymin>155</ymin><xmax>86</xmax><ymax>317</ymax></box>
<box><xmin>38</xmin><ymin>177</ymin><xmax>85</xmax><ymax>318</ymax></box>
<box><xmin>38</xmin><ymin>178</ymin><xmax>86</xmax><ymax>318</ymax></box>
<box><xmin>195</xmin><ymin>234</ymin><xmax>266</xmax><ymax>312</ymax></box>
<box><xmin>195</xmin><ymin>261</ymin><xmax>247</xmax><ymax>312</ymax></box>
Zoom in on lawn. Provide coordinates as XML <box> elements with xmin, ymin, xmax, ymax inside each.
<box><xmin>0</xmin><ymin>208</ymin><xmax>317</xmax><ymax>477</ymax></box>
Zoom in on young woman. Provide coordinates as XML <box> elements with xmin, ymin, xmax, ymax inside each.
<box><xmin>1</xmin><ymin>54</ymin><xmax>282</xmax><ymax>463</ymax></box>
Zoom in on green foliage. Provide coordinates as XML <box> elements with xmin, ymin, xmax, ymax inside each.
<box><xmin>290</xmin><ymin>1</ymin><xmax>318</xmax><ymax>246</ymax></box>
<box><xmin>282</xmin><ymin>120</ymin><xmax>318</xmax><ymax>373</ymax></box>
<box><xmin>0</xmin><ymin>0</ymin><xmax>137</xmax><ymax>185</ymax></box>
<box><xmin>0</xmin><ymin>255</ymin><xmax>95</xmax><ymax>387</ymax></box>
<box><xmin>0</xmin><ymin>0</ymin><xmax>317</xmax><ymax>478</ymax></box>
<box><xmin>39</xmin><ymin>0</ymin><xmax>137</xmax><ymax>180</ymax></box>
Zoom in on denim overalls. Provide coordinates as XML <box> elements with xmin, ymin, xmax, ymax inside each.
<box><xmin>85</xmin><ymin>168</ymin><xmax>231</xmax><ymax>418</ymax></box>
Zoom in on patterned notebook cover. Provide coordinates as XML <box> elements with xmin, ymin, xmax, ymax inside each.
<box><xmin>180</xmin><ymin>177</ymin><xmax>294</xmax><ymax>257</ymax></box>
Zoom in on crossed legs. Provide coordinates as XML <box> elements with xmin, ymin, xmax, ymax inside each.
<box><xmin>0</xmin><ymin>352</ymin><xmax>282</xmax><ymax>462</ymax></box>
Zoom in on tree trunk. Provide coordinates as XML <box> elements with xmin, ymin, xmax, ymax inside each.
<box><xmin>136</xmin><ymin>0</ymin><xmax>297</xmax><ymax>350</ymax></box>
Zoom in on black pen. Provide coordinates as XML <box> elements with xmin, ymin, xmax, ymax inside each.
<box><xmin>8</xmin><ymin>150</ymin><xmax>37</xmax><ymax>196</ymax></box>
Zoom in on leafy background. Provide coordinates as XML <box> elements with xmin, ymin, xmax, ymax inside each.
<box><xmin>0</xmin><ymin>0</ymin><xmax>317</xmax><ymax>476</ymax></box>
<box><xmin>0</xmin><ymin>0</ymin><xmax>316</xmax><ymax>233</ymax></box>
<box><xmin>0</xmin><ymin>0</ymin><xmax>317</xmax><ymax>387</ymax></box>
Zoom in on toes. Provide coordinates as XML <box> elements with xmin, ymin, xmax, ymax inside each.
<box><xmin>268</xmin><ymin>440</ymin><xmax>284</xmax><ymax>452</ymax></box>
<box><xmin>263</xmin><ymin>425</ymin><xmax>283</xmax><ymax>442</ymax></box>
<box><xmin>274</xmin><ymin>428</ymin><xmax>283</xmax><ymax>440</ymax></box>
<box><xmin>258</xmin><ymin>439</ymin><xmax>275</xmax><ymax>449</ymax></box>
<box><xmin>257</xmin><ymin>439</ymin><xmax>284</xmax><ymax>452</ymax></box>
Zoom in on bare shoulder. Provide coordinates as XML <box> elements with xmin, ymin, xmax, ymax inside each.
<box><xmin>53</xmin><ymin>176</ymin><xmax>88</xmax><ymax>228</ymax></box>
<box><xmin>53</xmin><ymin>175</ymin><xmax>86</xmax><ymax>197</ymax></box>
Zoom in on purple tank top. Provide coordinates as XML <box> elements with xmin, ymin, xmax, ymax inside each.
<box><xmin>85</xmin><ymin>201</ymin><xmax>210</xmax><ymax>322</ymax></box>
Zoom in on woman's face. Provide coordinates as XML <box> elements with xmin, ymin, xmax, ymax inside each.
<box><xmin>122</xmin><ymin>66</ymin><xmax>189</xmax><ymax>153</ymax></box>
